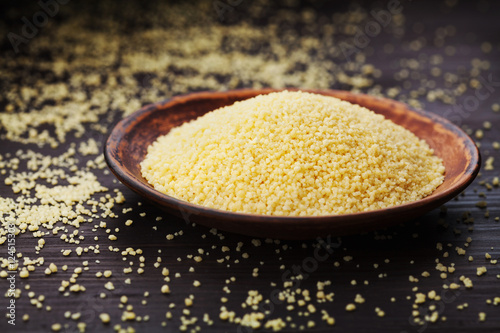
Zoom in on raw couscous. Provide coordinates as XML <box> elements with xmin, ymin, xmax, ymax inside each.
<box><xmin>141</xmin><ymin>91</ymin><xmax>445</xmax><ymax>216</ymax></box>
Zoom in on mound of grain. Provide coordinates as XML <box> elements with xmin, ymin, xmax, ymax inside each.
<box><xmin>141</xmin><ymin>91</ymin><xmax>444</xmax><ymax>216</ymax></box>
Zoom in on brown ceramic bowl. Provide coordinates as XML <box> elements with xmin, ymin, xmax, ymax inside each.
<box><xmin>105</xmin><ymin>89</ymin><xmax>480</xmax><ymax>240</ymax></box>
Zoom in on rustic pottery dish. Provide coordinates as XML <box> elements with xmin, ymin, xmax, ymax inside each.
<box><xmin>104</xmin><ymin>89</ymin><xmax>480</xmax><ymax>239</ymax></box>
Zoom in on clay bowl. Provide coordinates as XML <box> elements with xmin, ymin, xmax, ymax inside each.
<box><xmin>105</xmin><ymin>88</ymin><xmax>480</xmax><ymax>240</ymax></box>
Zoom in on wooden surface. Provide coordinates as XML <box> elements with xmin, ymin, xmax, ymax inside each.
<box><xmin>1</xmin><ymin>0</ymin><xmax>500</xmax><ymax>332</ymax></box>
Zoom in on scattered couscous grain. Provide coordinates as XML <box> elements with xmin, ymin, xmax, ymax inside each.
<box><xmin>161</xmin><ymin>285</ymin><xmax>171</xmax><ymax>294</ymax></box>
<box><xmin>142</xmin><ymin>91</ymin><xmax>444</xmax><ymax>216</ymax></box>
<box><xmin>51</xmin><ymin>323</ymin><xmax>62</xmax><ymax>332</ymax></box>
<box><xmin>345</xmin><ymin>303</ymin><xmax>356</xmax><ymax>311</ymax></box>
<box><xmin>100</xmin><ymin>313</ymin><xmax>111</xmax><ymax>324</ymax></box>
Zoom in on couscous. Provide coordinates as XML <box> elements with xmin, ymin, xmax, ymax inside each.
<box><xmin>141</xmin><ymin>91</ymin><xmax>445</xmax><ymax>216</ymax></box>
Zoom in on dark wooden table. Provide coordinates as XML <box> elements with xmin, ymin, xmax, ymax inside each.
<box><xmin>1</xmin><ymin>0</ymin><xmax>499</xmax><ymax>332</ymax></box>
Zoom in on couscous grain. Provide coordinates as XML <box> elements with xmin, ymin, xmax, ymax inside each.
<box><xmin>141</xmin><ymin>91</ymin><xmax>444</xmax><ymax>216</ymax></box>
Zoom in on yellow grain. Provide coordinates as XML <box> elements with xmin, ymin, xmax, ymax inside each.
<box><xmin>142</xmin><ymin>91</ymin><xmax>444</xmax><ymax>216</ymax></box>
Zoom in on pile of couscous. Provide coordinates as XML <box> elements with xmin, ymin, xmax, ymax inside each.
<box><xmin>141</xmin><ymin>91</ymin><xmax>445</xmax><ymax>216</ymax></box>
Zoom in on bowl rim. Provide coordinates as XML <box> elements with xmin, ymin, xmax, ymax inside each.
<box><xmin>105</xmin><ymin>88</ymin><xmax>481</xmax><ymax>224</ymax></box>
